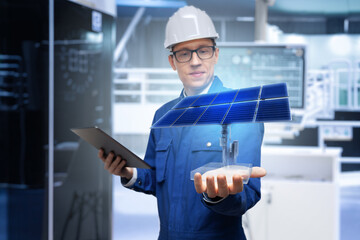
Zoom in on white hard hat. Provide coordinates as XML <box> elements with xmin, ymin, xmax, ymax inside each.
<box><xmin>164</xmin><ymin>5</ymin><xmax>219</xmax><ymax>49</ymax></box>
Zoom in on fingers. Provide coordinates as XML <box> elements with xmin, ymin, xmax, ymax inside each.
<box><xmin>229</xmin><ymin>175</ymin><xmax>243</xmax><ymax>194</ymax></box>
<box><xmin>103</xmin><ymin>151</ymin><xmax>115</xmax><ymax>170</ymax></box>
<box><xmin>109</xmin><ymin>156</ymin><xmax>126</xmax><ymax>174</ymax></box>
<box><xmin>103</xmin><ymin>152</ymin><xmax>127</xmax><ymax>175</ymax></box>
<box><xmin>194</xmin><ymin>167</ymin><xmax>265</xmax><ymax>198</ymax></box>
<box><xmin>98</xmin><ymin>148</ymin><xmax>105</xmax><ymax>161</ymax></box>
<box><xmin>194</xmin><ymin>173</ymin><xmax>207</xmax><ymax>194</ymax></box>
<box><xmin>114</xmin><ymin>159</ymin><xmax>128</xmax><ymax>175</ymax></box>
<box><xmin>206</xmin><ymin>175</ymin><xmax>217</xmax><ymax>198</ymax></box>
<box><xmin>217</xmin><ymin>175</ymin><xmax>229</xmax><ymax>198</ymax></box>
<box><xmin>250</xmin><ymin>167</ymin><xmax>267</xmax><ymax>178</ymax></box>
<box><xmin>196</xmin><ymin>174</ymin><xmax>245</xmax><ymax>198</ymax></box>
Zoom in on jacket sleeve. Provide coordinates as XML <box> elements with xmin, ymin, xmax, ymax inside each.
<box><xmin>201</xmin><ymin>178</ymin><xmax>261</xmax><ymax>216</ymax></box>
<box><xmin>201</xmin><ymin>123</ymin><xmax>264</xmax><ymax>216</ymax></box>
<box><xmin>122</xmin><ymin>115</ymin><xmax>159</xmax><ymax>196</ymax></box>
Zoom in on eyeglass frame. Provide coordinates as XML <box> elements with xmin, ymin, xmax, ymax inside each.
<box><xmin>171</xmin><ymin>46</ymin><xmax>217</xmax><ymax>63</ymax></box>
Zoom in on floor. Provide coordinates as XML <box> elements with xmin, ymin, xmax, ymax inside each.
<box><xmin>340</xmin><ymin>186</ymin><xmax>360</xmax><ymax>240</ymax></box>
<box><xmin>112</xmin><ymin>178</ymin><xmax>360</xmax><ymax>240</ymax></box>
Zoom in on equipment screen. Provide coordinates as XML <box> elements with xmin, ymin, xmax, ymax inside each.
<box><xmin>215</xmin><ymin>43</ymin><xmax>306</xmax><ymax>109</ymax></box>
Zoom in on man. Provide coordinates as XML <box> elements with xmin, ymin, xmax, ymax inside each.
<box><xmin>99</xmin><ymin>6</ymin><xmax>266</xmax><ymax>240</ymax></box>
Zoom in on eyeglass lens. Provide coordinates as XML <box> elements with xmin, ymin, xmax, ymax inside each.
<box><xmin>174</xmin><ymin>46</ymin><xmax>215</xmax><ymax>63</ymax></box>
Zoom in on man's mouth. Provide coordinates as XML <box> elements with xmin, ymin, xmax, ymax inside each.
<box><xmin>189</xmin><ymin>71</ymin><xmax>204</xmax><ymax>78</ymax></box>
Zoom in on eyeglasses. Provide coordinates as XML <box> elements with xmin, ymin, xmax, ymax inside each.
<box><xmin>171</xmin><ymin>46</ymin><xmax>216</xmax><ymax>63</ymax></box>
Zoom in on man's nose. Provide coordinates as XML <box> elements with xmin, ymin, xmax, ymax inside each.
<box><xmin>190</xmin><ymin>51</ymin><xmax>201</xmax><ymax>65</ymax></box>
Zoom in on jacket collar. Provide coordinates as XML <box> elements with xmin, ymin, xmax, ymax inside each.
<box><xmin>179</xmin><ymin>75</ymin><xmax>223</xmax><ymax>98</ymax></box>
<box><xmin>208</xmin><ymin>75</ymin><xmax>224</xmax><ymax>93</ymax></box>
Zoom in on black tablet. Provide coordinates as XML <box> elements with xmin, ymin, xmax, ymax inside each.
<box><xmin>71</xmin><ymin>127</ymin><xmax>151</xmax><ymax>169</ymax></box>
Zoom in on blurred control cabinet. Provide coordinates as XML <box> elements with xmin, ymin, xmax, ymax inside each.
<box><xmin>246</xmin><ymin>146</ymin><xmax>341</xmax><ymax>240</ymax></box>
<box><xmin>53</xmin><ymin>1</ymin><xmax>114</xmax><ymax>240</ymax></box>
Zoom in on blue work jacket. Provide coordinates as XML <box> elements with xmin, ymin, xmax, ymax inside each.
<box><xmin>127</xmin><ymin>76</ymin><xmax>264</xmax><ymax>240</ymax></box>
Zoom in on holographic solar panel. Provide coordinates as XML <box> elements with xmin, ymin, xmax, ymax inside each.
<box><xmin>151</xmin><ymin>83</ymin><xmax>291</xmax><ymax>128</ymax></box>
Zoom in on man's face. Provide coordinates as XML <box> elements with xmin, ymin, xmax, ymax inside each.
<box><xmin>168</xmin><ymin>38</ymin><xmax>219</xmax><ymax>96</ymax></box>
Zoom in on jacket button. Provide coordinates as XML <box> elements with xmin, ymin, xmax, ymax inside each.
<box><xmin>206</xmin><ymin>142</ymin><xmax>212</xmax><ymax>147</ymax></box>
<box><xmin>137</xmin><ymin>180</ymin><xmax>142</xmax><ymax>186</ymax></box>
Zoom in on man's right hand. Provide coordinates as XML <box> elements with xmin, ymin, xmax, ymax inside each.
<box><xmin>98</xmin><ymin>149</ymin><xmax>133</xmax><ymax>180</ymax></box>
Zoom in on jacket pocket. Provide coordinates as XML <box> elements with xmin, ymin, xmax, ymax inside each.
<box><xmin>190</xmin><ymin>138</ymin><xmax>223</xmax><ymax>171</ymax></box>
<box><xmin>155</xmin><ymin>139</ymin><xmax>172</xmax><ymax>182</ymax></box>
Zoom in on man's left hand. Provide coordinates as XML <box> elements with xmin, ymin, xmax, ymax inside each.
<box><xmin>193</xmin><ymin>167</ymin><xmax>267</xmax><ymax>198</ymax></box>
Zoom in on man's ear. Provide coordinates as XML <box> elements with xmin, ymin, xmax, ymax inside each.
<box><xmin>214</xmin><ymin>47</ymin><xmax>219</xmax><ymax>64</ymax></box>
<box><xmin>168</xmin><ymin>55</ymin><xmax>177</xmax><ymax>70</ymax></box>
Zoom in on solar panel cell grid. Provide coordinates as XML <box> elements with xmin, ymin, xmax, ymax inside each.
<box><xmin>234</xmin><ymin>86</ymin><xmax>261</xmax><ymax>103</ymax></box>
<box><xmin>173</xmin><ymin>95</ymin><xmax>199</xmax><ymax>109</ymax></box>
<box><xmin>211</xmin><ymin>89</ymin><xmax>239</xmax><ymax>105</ymax></box>
<box><xmin>260</xmin><ymin>83</ymin><xmax>288</xmax><ymax>99</ymax></box>
<box><xmin>196</xmin><ymin>104</ymin><xmax>230</xmax><ymax>125</ymax></box>
<box><xmin>191</xmin><ymin>93</ymin><xmax>218</xmax><ymax>107</ymax></box>
<box><xmin>222</xmin><ymin>101</ymin><xmax>257</xmax><ymax>124</ymax></box>
<box><xmin>152</xmin><ymin>109</ymin><xmax>186</xmax><ymax>128</ymax></box>
<box><xmin>173</xmin><ymin>107</ymin><xmax>207</xmax><ymax>126</ymax></box>
<box><xmin>255</xmin><ymin>98</ymin><xmax>291</xmax><ymax>122</ymax></box>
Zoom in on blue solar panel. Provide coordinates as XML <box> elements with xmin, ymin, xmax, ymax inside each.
<box><xmin>196</xmin><ymin>104</ymin><xmax>230</xmax><ymax>125</ymax></box>
<box><xmin>234</xmin><ymin>86</ymin><xmax>261</xmax><ymax>103</ymax></box>
<box><xmin>151</xmin><ymin>83</ymin><xmax>291</xmax><ymax>129</ymax></box>
<box><xmin>211</xmin><ymin>89</ymin><xmax>239</xmax><ymax>105</ymax></box>
<box><xmin>255</xmin><ymin>98</ymin><xmax>291</xmax><ymax>122</ymax></box>
<box><xmin>222</xmin><ymin>102</ymin><xmax>257</xmax><ymax>124</ymax></box>
<box><xmin>172</xmin><ymin>107</ymin><xmax>207</xmax><ymax>126</ymax></box>
<box><xmin>173</xmin><ymin>95</ymin><xmax>199</xmax><ymax>109</ymax></box>
<box><xmin>191</xmin><ymin>93</ymin><xmax>218</xmax><ymax>107</ymax></box>
<box><xmin>260</xmin><ymin>83</ymin><xmax>288</xmax><ymax>99</ymax></box>
<box><xmin>152</xmin><ymin>109</ymin><xmax>186</xmax><ymax>128</ymax></box>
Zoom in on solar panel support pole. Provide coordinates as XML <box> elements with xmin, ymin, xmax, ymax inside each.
<box><xmin>220</xmin><ymin>125</ymin><xmax>228</xmax><ymax>165</ymax></box>
<box><xmin>220</xmin><ymin>124</ymin><xmax>234</xmax><ymax>166</ymax></box>
<box><xmin>221</xmin><ymin>125</ymin><xmax>239</xmax><ymax>166</ymax></box>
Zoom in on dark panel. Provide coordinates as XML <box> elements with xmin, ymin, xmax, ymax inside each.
<box><xmin>326</xmin><ymin>17</ymin><xmax>345</xmax><ymax>34</ymax></box>
<box><xmin>268</xmin><ymin>20</ymin><xmax>327</xmax><ymax>35</ymax></box>
<box><xmin>0</xmin><ymin>0</ymin><xmax>48</xmax><ymax>187</ymax></box>
<box><xmin>342</xmin><ymin>163</ymin><xmax>360</xmax><ymax>172</ymax></box>
<box><xmin>326</xmin><ymin>128</ymin><xmax>360</xmax><ymax>157</ymax></box>
<box><xmin>349</xmin><ymin>20</ymin><xmax>360</xmax><ymax>34</ymax></box>
<box><xmin>272</xmin><ymin>127</ymin><xmax>319</xmax><ymax>147</ymax></box>
<box><xmin>1</xmin><ymin>1</ymin><xmax>49</xmax><ymax>238</ymax></box>
<box><xmin>322</xmin><ymin>111</ymin><xmax>360</xmax><ymax>157</ymax></box>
